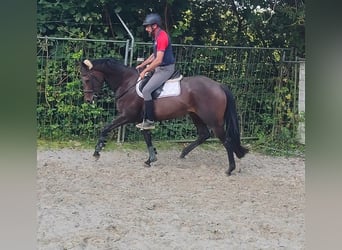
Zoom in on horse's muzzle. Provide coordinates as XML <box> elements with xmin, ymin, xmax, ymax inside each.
<box><xmin>85</xmin><ymin>99</ymin><xmax>95</xmax><ymax>105</ymax></box>
<box><xmin>84</xmin><ymin>94</ymin><xmax>97</xmax><ymax>104</ymax></box>
<box><xmin>83</xmin><ymin>90</ymin><xmax>97</xmax><ymax>103</ymax></box>
<box><xmin>84</xmin><ymin>94</ymin><xmax>93</xmax><ymax>103</ymax></box>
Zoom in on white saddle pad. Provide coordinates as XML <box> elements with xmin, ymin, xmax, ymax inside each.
<box><xmin>136</xmin><ymin>75</ymin><xmax>183</xmax><ymax>99</ymax></box>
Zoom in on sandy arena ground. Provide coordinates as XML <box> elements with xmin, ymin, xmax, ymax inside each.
<box><xmin>37</xmin><ymin>147</ymin><xmax>305</xmax><ymax>249</ymax></box>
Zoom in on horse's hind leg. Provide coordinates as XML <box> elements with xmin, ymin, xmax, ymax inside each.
<box><xmin>212</xmin><ymin>126</ymin><xmax>236</xmax><ymax>176</ymax></box>
<box><xmin>180</xmin><ymin>113</ymin><xmax>210</xmax><ymax>158</ymax></box>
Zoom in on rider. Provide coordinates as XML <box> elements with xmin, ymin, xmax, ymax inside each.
<box><xmin>136</xmin><ymin>13</ymin><xmax>176</xmax><ymax>130</ymax></box>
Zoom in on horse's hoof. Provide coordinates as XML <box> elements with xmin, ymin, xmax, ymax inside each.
<box><xmin>93</xmin><ymin>151</ymin><xmax>100</xmax><ymax>160</ymax></box>
<box><xmin>145</xmin><ymin>156</ymin><xmax>157</xmax><ymax>166</ymax></box>
<box><xmin>144</xmin><ymin>160</ymin><xmax>151</xmax><ymax>167</ymax></box>
<box><xmin>225</xmin><ymin>169</ymin><xmax>234</xmax><ymax>176</ymax></box>
<box><xmin>225</xmin><ymin>165</ymin><xmax>236</xmax><ymax>176</ymax></box>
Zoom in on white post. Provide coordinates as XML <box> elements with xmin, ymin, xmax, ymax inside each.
<box><xmin>297</xmin><ymin>61</ymin><xmax>305</xmax><ymax>144</ymax></box>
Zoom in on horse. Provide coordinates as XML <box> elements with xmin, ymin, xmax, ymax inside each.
<box><xmin>80</xmin><ymin>58</ymin><xmax>248</xmax><ymax>176</ymax></box>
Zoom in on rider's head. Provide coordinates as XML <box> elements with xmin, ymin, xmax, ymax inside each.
<box><xmin>143</xmin><ymin>13</ymin><xmax>162</xmax><ymax>36</ymax></box>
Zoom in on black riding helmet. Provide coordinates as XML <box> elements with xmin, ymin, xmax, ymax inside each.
<box><xmin>143</xmin><ymin>13</ymin><xmax>162</xmax><ymax>27</ymax></box>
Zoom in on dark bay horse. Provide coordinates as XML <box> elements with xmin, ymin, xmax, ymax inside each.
<box><xmin>80</xmin><ymin>58</ymin><xmax>248</xmax><ymax>175</ymax></box>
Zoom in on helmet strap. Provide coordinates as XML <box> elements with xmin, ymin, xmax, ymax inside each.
<box><xmin>151</xmin><ymin>25</ymin><xmax>159</xmax><ymax>36</ymax></box>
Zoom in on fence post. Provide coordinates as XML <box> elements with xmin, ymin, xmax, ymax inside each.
<box><xmin>297</xmin><ymin>60</ymin><xmax>305</xmax><ymax>144</ymax></box>
<box><xmin>116</xmin><ymin>39</ymin><xmax>131</xmax><ymax>143</ymax></box>
<box><xmin>115</xmin><ymin>13</ymin><xmax>135</xmax><ymax>143</ymax></box>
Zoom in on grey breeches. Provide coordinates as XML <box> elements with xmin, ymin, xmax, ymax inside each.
<box><xmin>142</xmin><ymin>64</ymin><xmax>175</xmax><ymax>101</ymax></box>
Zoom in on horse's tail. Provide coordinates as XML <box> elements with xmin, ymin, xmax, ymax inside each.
<box><xmin>221</xmin><ymin>84</ymin><xmax>249</xmax><ymax>158</ymax></box>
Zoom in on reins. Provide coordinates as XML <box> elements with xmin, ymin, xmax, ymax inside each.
<box><xmin>82</xmin><ymin>59</ymin><xmax>138</xmax><ymax>101</ymax></box>
<box><xmin>115</xmin><ymin>82</ymin><xmax>137</xmax><ymax>100</ymax></box>
<box><xmin>112</xmin><ymin>69</ymin><xmax>140</xmax><ymax>101</ymax></box>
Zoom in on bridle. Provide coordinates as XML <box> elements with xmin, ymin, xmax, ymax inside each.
<box><xmin>83</xmin><ymin>71</ymin><xmax>104</xmax><ymax>94</ymax></box>
<box><xmin>82</xmin><ymin>59</ymin><xmax>138</xmax><ymax>101</ymax></box>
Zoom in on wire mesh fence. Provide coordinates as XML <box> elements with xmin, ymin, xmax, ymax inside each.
<box><xmin>37</xmin><ymin>36</ymin><xmax>299</xmax><ymax>143</ymax></box>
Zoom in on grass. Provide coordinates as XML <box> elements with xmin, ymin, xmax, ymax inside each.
<box><xmin>38</xmin><ymin>139</ymin><xmax>186</xmax><ymax>151</ymax></box>
<box><xmin>37</xmin><ymin>138</ymin><xmax>225</xmax><ymax>152</ymax></box>
<box><xmin>37</xmin><ymin>138</ymin><xmax>305</xmax><ymax>158</ymax></box>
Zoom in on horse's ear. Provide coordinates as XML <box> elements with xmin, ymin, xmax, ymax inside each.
<box><xmin>83</xmin><ymin>59</ymin><xmax>93</xmax><ymax>70</ymax></box>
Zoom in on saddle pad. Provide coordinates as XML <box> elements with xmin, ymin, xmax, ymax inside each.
<box><xmin>136</xmin><ymin>76</ymin><xmax>182</xmax><ymax>99</ymax></box>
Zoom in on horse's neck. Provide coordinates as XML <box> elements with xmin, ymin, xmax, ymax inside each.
<box><xmin>106</xmin><ymin>68</ymin><xmax>138</xmax><ymax>94</ymax></box>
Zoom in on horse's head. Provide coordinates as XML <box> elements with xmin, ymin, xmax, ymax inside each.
<box><xmin>80</xmin><ymin>59</ymin><xmax>105</xmax><ymax>103</ymax></box>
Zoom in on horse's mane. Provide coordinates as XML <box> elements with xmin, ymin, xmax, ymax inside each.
<box><xmin>92</xmin><ymin>58</ymin><xmax>121</xmax><ymax>65</ymax></box>
<box><xmin>90</xmin><ymin>58</ymin><xmax>127</xmax><ymax>72</ymax></box>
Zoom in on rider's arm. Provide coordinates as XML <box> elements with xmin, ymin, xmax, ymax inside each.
<box><xmin>136</xmin><ymin>54</ymin><xmax>155</xmax><ymax>70</ymax></box>
<box><xmin>139</xmin><ymin>51</ymin><xmax>164</xmax><ymax>78</ymax></box>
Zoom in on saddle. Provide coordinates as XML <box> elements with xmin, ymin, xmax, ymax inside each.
<box><xmin>138</xmin><ymin>70</ymin><xmax>182</xmax><ymax>99</ymax></box>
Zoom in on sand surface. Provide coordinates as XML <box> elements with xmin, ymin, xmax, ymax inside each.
<box><xmin>37</xmin><ymin>147</ymin><xmax>305</xmax><ymax>249</ymax></box>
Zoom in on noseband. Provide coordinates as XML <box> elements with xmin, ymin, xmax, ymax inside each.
<box><xmin>83</xmin><ymin>71</ymin><xmax>103</xmax><ymax>94</ymax></box>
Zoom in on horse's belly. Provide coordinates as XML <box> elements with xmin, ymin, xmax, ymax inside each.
<box><xmin>155</xmin><ymin>100</ymin><xmax>189</xmax><ymax>120</ymax></box>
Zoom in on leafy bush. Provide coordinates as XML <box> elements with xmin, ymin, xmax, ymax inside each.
<box><xmin>37</xmin><ymin>38</ymin><xmax>303</xmax><ymax>155</ymax></box>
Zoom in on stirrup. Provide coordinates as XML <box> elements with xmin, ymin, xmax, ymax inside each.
<box><xmin>136</xmin><ymin>119</ymin><xmax>155</xmax><ymax>130</ymax></box>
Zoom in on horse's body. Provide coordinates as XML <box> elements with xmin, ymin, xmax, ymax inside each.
<box><xmin>80</xmin><ymin>58</ymin><xmax>248</xmax><ymax>175</ymax></box>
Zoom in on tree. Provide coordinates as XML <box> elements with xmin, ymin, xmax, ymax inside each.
<box><xmin>171</xmin><ymin>0</ymin><xmax>305</xmax><ymax>56</ymax></box>
<box><xmin>37</xmin><ymin>0</ymin><xmax>187</xmax><ymax>41</ymax></box>
<box><xmin>37</xmin><ymin>0</ymin><xmax>305</xmax><ymax>56</ymax></box>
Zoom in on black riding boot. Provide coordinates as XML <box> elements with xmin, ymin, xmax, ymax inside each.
<box><xmin>136</xmin><ymin>100</ymin><xmax>155</xmax><ymax>130</ymax></box>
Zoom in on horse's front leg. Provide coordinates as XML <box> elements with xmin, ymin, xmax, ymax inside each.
<box><xmin>93</xmin><ymin>116</ymin><xmax>129</xmax><ymax>159</ymax></box>
<box><xmin>141</xmin><ymin>130</ymin><xmax>157</xmax><ymax>167</ymax></box>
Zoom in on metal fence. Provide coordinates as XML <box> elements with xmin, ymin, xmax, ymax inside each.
<box><xmin>37</xmin><ymin>36</ymin><xmax>300</xmax><ymax>142</ymax></box>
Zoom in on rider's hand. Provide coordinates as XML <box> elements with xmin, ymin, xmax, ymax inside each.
<box><xmin>139</xmin><ymin>71</ymin><xmax>146</xmax><ymax>79</ymax></box>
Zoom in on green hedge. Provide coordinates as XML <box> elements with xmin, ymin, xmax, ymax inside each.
<box><xmin>37</xmin><ymin>37</ymin><xmax>301</xmax><ymax>149</ymax></box>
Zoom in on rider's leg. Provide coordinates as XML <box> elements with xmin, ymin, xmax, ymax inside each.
<box><xmin>137</xmin><ymin>64</ymin><xmax>175</xmax><ymax>130</ymax></box>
